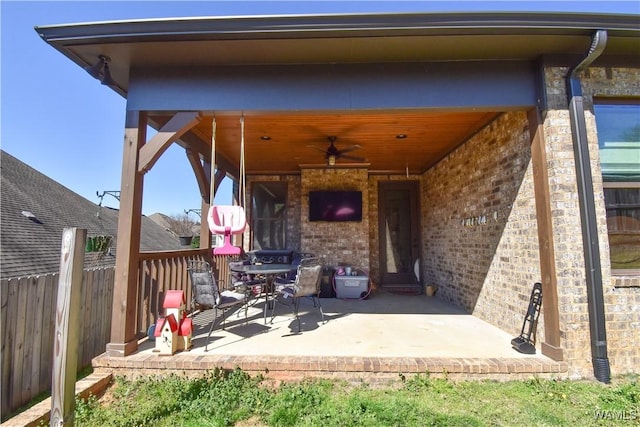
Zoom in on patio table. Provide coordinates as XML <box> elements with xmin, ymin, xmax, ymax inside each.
<box><xmin>229</xmin><ymin>263</ymin><xmax>296</xmax><ymax>324</ymax></box>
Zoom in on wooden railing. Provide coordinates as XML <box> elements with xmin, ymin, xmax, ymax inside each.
<box><xmin>136</xmin><ymin>249</ymin><xmax>204</xmax><ymax>338</ymax></box>
<box><xmin>0</xmin><ymin>267</ymin><xmax>115</xmax><ymax>418</ymax></box>
<box><xmin>135</xmin><ymin>249</ymin><xmax>239</xmax><ymax>338</ymax></box>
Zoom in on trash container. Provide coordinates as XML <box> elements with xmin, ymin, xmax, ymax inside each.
<box><xmin>320</xmin><ymin>266</ymin><xmax>336</xmax><ymax>298</ymax></box>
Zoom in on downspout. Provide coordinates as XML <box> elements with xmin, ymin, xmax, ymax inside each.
<box><xmin>565</xmin><ymin>29</ymin><xmax>610</xmax><ymax>383</ymax></box>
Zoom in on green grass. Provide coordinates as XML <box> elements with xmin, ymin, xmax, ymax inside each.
<box><xmin>74</xmin><ymin>369</ymin><xmax>639</xmax><ymax>427</ymax></box>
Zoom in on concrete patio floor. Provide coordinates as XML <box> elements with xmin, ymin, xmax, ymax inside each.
<box><xmin>6</xmin><ymin>291</ymin><xmax>569</xmax><ymax>427</ymax></box>
<box><xmin>185</xmin><ymin>289</ymin><xmax>534</xmax><ymax>358</ymax></box>
<box><xmin>92</xmin><ymin>289</ymin><xmax>567</xmax><ymax>383</ymax></box>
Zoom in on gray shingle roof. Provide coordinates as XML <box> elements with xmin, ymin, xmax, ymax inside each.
<box><xmin>1</xmin><ymin>150</ymin><xmax>187</xmax><ymax>280</ymax></box>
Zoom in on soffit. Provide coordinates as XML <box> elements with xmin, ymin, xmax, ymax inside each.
<box><xmin>151</xmin><ymin>110</ymin><xmax>500</xmax><ymax>175</ymax></box>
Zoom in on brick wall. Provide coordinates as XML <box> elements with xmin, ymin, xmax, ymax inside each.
<box><xmin>248</xmin><ymin>171</ymin><xmax>418</xmax><ymax>283</ymax></box>
<box><xmin>300</xmin><ymin>168</ymin><xmax>369</xmax><ymax>268</ymax></box>
<box><xmin>543</xmin><ymin>66</ymin><xmax>640</xmax><ymax>377</ymax></box>
<box><xmin>367</xmin><ymin>175</ymin><xmax>422</xmax><ymax>283</ymax></box>
<box><xmin>421</xmin><ymin>111</ymin><xmax>543</xmax><ymax>342</ymax></box>
<box><xmin>242</xmin><ymin>67</ymin><xmax>640</xmax><ymax>378</ymax></box>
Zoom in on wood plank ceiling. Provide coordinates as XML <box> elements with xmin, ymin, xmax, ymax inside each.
<box><xmin>163</xmin><ymin>110</ymin><xmax>501</xmax><ymax>175</ymax></box>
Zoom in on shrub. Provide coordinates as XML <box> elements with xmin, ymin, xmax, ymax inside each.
<box><xmin>166</xmin><ymin>213</ymin><xmax>198</xmax><ymax>237</ymax></box>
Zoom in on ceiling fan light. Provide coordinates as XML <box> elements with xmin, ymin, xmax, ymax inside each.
<box><xmin>328</xmin><ymin>155</ymin><xmax>336</xmax><ymax>166</ymax></box>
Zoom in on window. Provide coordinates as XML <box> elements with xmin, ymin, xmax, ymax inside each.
<box><xmin>594</xmin><ymin>102</ymin><xmax>640</xmax><ymax>274</ymax></box>
<box><xmin>251</xmin><ymin>182</ymin><xmax>287</xmax><ymax>250</ymax></box>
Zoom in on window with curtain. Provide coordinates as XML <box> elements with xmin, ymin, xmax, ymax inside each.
<box><xmin>251</xmin><ymin>182</ymin><xmax>287</xmax><ymax>250</ymax></box>
<box><xmin>594</xmin><ymin>101</ymin><xmax>640</xmax><ymax>274</ymax></box>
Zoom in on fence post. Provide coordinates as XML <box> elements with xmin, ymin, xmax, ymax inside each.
<box><xmin>50</xmin><ymin>228</ymin><xmax>85</xmax><ymax>426</ymax></box>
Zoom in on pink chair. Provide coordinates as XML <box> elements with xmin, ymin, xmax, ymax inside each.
<box><xmin>208</xmin><ymin>206</ymin><xmax>247</xmax><ymax>255</ymax></box>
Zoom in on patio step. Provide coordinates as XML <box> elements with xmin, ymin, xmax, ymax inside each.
<box><xmin>1</xmin><ymin>372</ymin><xmax>112</xmax><ymax>427</ymax></box>
<box><xmin>92</xmin><ymin>353</ymin><xmax>567</xmax><ymax>386</ymax></box>
<box><xmin>381</xmin><ymin>284</ymin><xmax>423</xmax><ymax>296</ymax></box>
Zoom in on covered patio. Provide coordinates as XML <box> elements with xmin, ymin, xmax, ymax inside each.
<box><xmin>36</xmin><ymin>11</ymin><xmax>639</xmax><ymax>381</ymax></box>
<box><xmin>92</xmin><ymin>288</ymin><xmax>566</xmax><ymax>383</ymax></box>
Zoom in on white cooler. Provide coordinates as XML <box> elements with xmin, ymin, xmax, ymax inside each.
<box><xmin>334</xmin><ymin>275</ymin><xmax>369</xmax><ymax>299</ymax></box>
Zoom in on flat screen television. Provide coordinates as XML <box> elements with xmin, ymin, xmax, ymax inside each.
<box><xmin>309</xmin><ymin>190</ymin><xmax>363</xmax><ymax>222</ymax></box>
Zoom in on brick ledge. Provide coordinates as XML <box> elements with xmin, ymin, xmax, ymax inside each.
<box><xmin>92</xmin><ymin>353</ymin><xmax>568</xmax><ymax>383</ymax></box>
<box><xmin>1</xmin><ymin>372</ymin><xmax>112</xmax><ymax>427</ymax></box>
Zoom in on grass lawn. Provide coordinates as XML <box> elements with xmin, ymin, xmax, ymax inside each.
<box><xmin>75</xmin><ymin>368</ymin><xmax>639</xmax><ymax>427</ymax></box>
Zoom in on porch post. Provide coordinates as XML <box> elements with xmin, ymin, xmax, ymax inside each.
<box><xmin>528</xmin><ymin>108</ymin><xmax>564</xmax><ymax>361</ymax></box>
<box><xmin>106</xmin><ymin>110</ymin><xmax>146</xmax><ymax>357</ymax></box>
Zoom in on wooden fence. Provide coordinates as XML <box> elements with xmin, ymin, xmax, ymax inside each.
<box><xmin>1</xmin><ymin>267</ymin><xmax>115</xmax><ymax>418</ymax></box>
<box><xmin>1</xmin><ymin>250</ymin><xmax>236</xmax><ymax>418</ymax></box>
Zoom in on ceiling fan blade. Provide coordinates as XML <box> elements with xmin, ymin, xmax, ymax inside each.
<box><xmin>307</xmin><ymin>145</ymin><xmax>329</xmax><ymax>153</ymax></box>
<box><xmin>337</xmin><ymin>144</ymin><xmax>361</xmax><ymax>155</ymax></box>
<box><xmin>340</xmin><ymin>154</ymin><xmax>367</xmax><ymax>162</ymax></box>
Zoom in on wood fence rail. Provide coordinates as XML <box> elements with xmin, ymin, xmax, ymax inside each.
<box><xmin>1</xmin><ymin>250</ymin><xmax>236</xmax><ymax>418</ymax></box>
<box><xmin>0</xmin><ymin>267</ymin><xmax>114</xmax><ymax>418</ymax></box>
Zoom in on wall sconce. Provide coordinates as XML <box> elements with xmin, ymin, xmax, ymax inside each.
<box><xmin>85</xmin><ymin>55</ymin><xmax>115</xmax><ymax>87</ymax></box>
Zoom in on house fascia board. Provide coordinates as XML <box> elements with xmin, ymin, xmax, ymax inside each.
<box><xmin>126</xmin><ymin>60</ymin><xmax>538</xmax><ymax>112</ymax></box>
<box><xmin>34</xmin><ymin>12</ymin><xmax>640</xmax><ymax>45</ymax></box>
<box><xmin>35</xmin><ymin>12</ymin><xmax>639</xmax><ymax>100</ymax></box>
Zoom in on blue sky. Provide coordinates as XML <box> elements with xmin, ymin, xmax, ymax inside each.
<box><xmin>2</xmin><ymin>1</ymin><xmax>639</xmax><ymax>217</ymax></box>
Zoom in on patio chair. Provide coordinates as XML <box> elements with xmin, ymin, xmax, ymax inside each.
<box><xmin>187</xmin><ymin>260</ymin><xmax>248</xmax><ymax>350</ymax></box>
<box><xmin>229</xmin><ymin>258</ymin><xmax>265</xmax><ymax>294</ymax></box>
<box><xmin>271</xmin><ymin>257</ymin><xmax>325</xmax><ymax>332</ymax></box>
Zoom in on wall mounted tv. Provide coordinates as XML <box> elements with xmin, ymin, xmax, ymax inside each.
<box><xmin>308</xmin><ymin>190</ymin><xmax>363</xmax><ymax>222</ymax></box>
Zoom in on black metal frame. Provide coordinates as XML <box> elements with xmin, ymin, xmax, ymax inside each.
<box><xmin>188</xmin><ymin>260</ymin><xmax>248</xmax><ymax>351</ymax></box>
<box><xmin>271</xmin><ymin>258</ymin><xmax>325</xmax><ymax>332</ymax></box>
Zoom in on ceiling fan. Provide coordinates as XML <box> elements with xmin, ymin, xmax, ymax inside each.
<box><xmin>309</xmin><ymin>136</ymin><xmax>366</xmax><ymax>166</ymax></box>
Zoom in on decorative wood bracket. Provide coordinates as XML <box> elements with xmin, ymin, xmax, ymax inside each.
<box><xmin>186</xmin><ymin>148</ymin><xmax>227</xmax><ymax>204</ymax></box>
<box><xmin>138</xmin><ymin>112</ymin><xmax>202</xmax><ymax>173</ymax></box>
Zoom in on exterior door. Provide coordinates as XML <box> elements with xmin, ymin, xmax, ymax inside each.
<box><xmin>378</xmin><ymin>181</ymin><xmax>420</xmax><ymax>285</ymax></box>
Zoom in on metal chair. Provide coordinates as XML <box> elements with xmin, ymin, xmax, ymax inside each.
<box><xmin>187</xmin><ymin>260</ymin><xmax>248</xmax><ymax>350</ymax></box>
<box><xmin>229</xmin><ymin>258</ymin><xmax>266</xmax><ymax>299</ymax></box>
<box><xmin>271</xmin><ymin>258</ymin><xmax>325</xmax><ymax>332</ymax></box>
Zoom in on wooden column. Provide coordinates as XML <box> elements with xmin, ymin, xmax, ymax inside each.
<box><xmin>528</xmin><ymin>108</ymin><xmax>564</xmax><ymax>361</ymax></box>
<box><xmin>106</xmin><ymin>111</ymin><xmax>146</xmax><ymax>357</ymax></box>
<box><xmin>50</xmin><ymin>228</ymin><xmax>85</xmax><ymax>426</ymax></box>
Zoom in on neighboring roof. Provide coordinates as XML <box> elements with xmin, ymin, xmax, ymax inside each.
<box><xmin>148</xmin><ymin>212</ymin><xmax>201</xmax><ymax>237</ymax></box>
<box><xmin>35</xmin><ymin>12</ymin><xmax>640</xmax><ymax>97</ymax></box>
<box><xmin>0</xmin><ymin>150</ymin><xmax>185</xmax><ymax>280</ymax></box>
<box><xmin>148</xmin><ymin>212</ymin><xmax>172</xmax><ymax>231</ymax></box>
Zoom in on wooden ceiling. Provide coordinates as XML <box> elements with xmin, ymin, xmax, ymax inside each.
<box><xmin>174</xmin><ymin>110</ymin><xmax>500</xmax><ymax>175</ymax></box>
